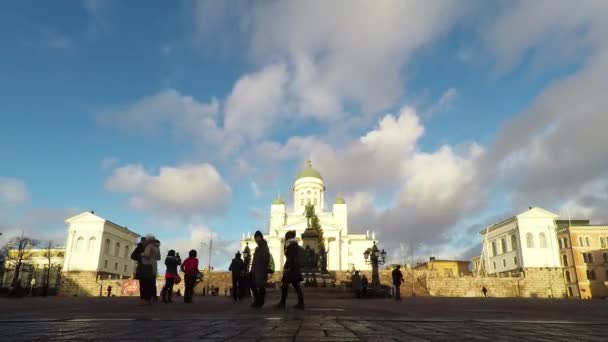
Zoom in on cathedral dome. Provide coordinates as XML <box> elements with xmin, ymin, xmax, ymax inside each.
<box><xmin>296</xmin><ymin>160</ymin><xmax>323</xmax><ymax>181</ymax></box>
<box><xmin>272</xmin><ymin>196</ymin><xmax>285</xmax><ymax>205</ymax></box>
<box><xmin>335</xmin><ymin>197</ymin><xmax>346</xmax><ymax>204</ymax></box>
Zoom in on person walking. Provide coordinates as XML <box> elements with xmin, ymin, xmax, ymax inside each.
<box><xmin>392</xmin><ymin>265</ymin><xmax>405</xmax><ymax>301</ymax></box>
<box><xmin>361</xmin><ymin>274</ymin><xmax>369</xmax><ymax>298</ymax></box>
<box><xmin>351</xmin><ymin>271</ymin><xmax>362</xmax><ymax>298</ymax></box>
<box><xmin>130</xmin><ymin>237</ymin><xmax>146</xmax><ymax>301</ymax></box>
<box><xmin>161</xmin><ymin>250</ymin><xmax>181</xmax><ymax>303</ymax></box>
<box><xmin>229</xmin><ymin>252</ymin><xmax>244</xmax><ymax>303</ymax></box>
<box><xmin>141</xmin><ymin>235</ymin><xmax>161</xmax><ymax>304</ymax></box>
<box><xmin>250</xmin><ymin>230</ymin><xmax>270</xmax><ymax>308</ymax></box>
<box><xmin>276</xmin><ymin>230</ymin><xmax>304</xmax><ymax>309</ymax></box>
<box><xmin>181</xmin><ymin>249</ymin><xmax>199</xmax><ymax>304</ymax></box>
<box><xmin>482</xmin><ymin>286</ymin><xmax>488</xmax><ymax>298</ymax></box>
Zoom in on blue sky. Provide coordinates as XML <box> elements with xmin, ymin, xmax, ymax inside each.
<box><xmin>1</xmin><ymin>1</ymin><xmax>607</xmax><ymax>268</ymax></box>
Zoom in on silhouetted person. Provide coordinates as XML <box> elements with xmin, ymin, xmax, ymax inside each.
<box><xmin>161</xmin><ymin>250</ymin><xmax>181</xmax><ymax>303</ymax></box>
<box><xmin>141</xmin><ymin>236</ymin><xmax>161</xmax><ymax>304</ymax></box>
<box><xmin>130</xmin><ymin>237</ymin><xmax>147</xmax><ymax>301</ymax></box>
<box><xmin>229</xmin><ymin>252</ymin><xmax>245</xmax><ymax>302</ymax></box>
<box><xmin>482</xmin><ymin>286</ymin><xmax>488</xmax><ymax>298</ymax></box>
<box><xmin>107</xmin><ymin>285</ymin><xmax>112</xmax><ymax>297</ymax></box>
<box><xmin>181</xmin><ymin>249</ymin><xmax>199</xmax><ymax>304</ymax></box>
<box><xmin>250</xmin><ymin>230</ymin><xmax>270</xmax><ymax>308</ymax></box>
<box><xmin>351</xmin><ymin>271</ymin><xmax>362</xmax><ymax>298</ymax></box>
<box><xmin>361</xmin><ymin>274</ymin><xmax>369</xmax><ymax>298</ymax></box>
<box><xmin>392</xmin><ymin>265</ymin><xmax>404</xmax><ymax>301</ymax></box>
<box><xmin>276</xmin><ymin>230</ymin><xmax>304</xmax><ymax>309</ymax></box>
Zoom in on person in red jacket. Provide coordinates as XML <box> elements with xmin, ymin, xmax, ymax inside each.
<box><xmin>180</xmin><ymin>249</ymin><xmax>199</xmax><ymax>303</ymax></box>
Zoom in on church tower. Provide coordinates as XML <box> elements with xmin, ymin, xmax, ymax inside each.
<box><xmin>293</xmin><ymin>160</ymin><xmax>325</xmax><ymax>213</ymax></box>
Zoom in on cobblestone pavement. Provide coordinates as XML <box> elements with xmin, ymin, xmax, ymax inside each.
<box><xmin>1</xmin><ymin>317</ymin><xmax>607</xmax><ymax>341</ymax></box>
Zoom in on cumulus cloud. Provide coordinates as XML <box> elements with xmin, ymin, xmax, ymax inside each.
<box><xmin>0</xmin><ymin>178</ymin><xmax>29</xmax><ymax>206</ymax></box>
<box><xmin>105</xmin><ymin>163</ymin><xmax>231</xmax><ymax>217</ymax></box>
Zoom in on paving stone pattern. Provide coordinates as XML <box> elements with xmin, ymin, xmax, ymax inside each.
<box><xmin>1</xmin><ymin>317</ymin><xmax>607</xmax><ymax>341</ymax></box>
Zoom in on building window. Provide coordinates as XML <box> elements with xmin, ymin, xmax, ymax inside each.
<box><xmin>562</xmin><ymin>254</ymin><xmax>568</xmax><ymax>266</ymax></box>
<box><xmin>502</xmin><ymin>259</ymin><xmax>506</xmax><ymax>267</ymax></box>
<box><xmin>539</xmin><ymin>233</ymin><xmax>547</xmax><ymax>248</ymax></box>
<box><xmin>492</xmin><ymin>261</ymin><xmax>496</xmax><ymax>270</ymax></box>
<box><xmin>124</xmin><ymin>265</ymin><xmax>128</xmax><ymax>273</ymax></box>
<box><xmin>526</xmin><ymin>233</ymin><xmax>534</xmax><ymax>248</ymax></box>
<box><xmin>105</xmin><ymin>239</ymin><xmax>111</xmax><ymax>254</ymax></box>
<box><xmin>124</xmin><ymin>245</ymin><xmax>129</xmax><ymax>258</ymax></box>
<box><xmin>88</xmin><ymin>237</ymin><xmax>96</xmax><ymax>251</ymax></box>
<box><xmin>583</xmin><ymin>253</ymin><xmax>594</xmax><ymax>264</ymax></box>
<box><xmin>563</xmin><ymin>238</ymin><xmax>569</xmax><ymax>248</ymax></box>
<box><xmin>579</xmin><ymin>237</ymin><xmax>584</xmax><ymax>247</ymax></box>
<box><xmin>491</xmin><ymin>241</ymin><xmax>498</xmax><ymax>256</ymax></box>
<box><xmin>511</xmin><ymin>235</ymin><xmax>517</xmax><ymax>251</ymax></box>
<box><xmin>501</xmin><ymin>239</ymin><xmax>507</xmax><ymax>254</ymax></box>
<box><xmin>603</xmin><ymin>253</ymin><xmax>608</xmax><ymax>263</ymax></box>
<box><xmin>513</xmin><ymin>256</ymin><xmax>517</xmax><ymax>265</ymax></box>
<box><xmin>300</xmin><ymin>199</ymin><xmax>304</xmax><ymax>205</ymax></box>
<box><xmin>565</xmin><ymin>271</ymin><xmax>571</xmax><ymax>282</ymax></box>
<box><xmin>307</xmin><ymin>190</ymin><xmax>311</xmax><ymax>195</ymax></box>
<box><xmin>601</xmin><ymin>237</ymin><xmax>607</xmax><ymax>249</ymax></box>
<box><xmin>114</xmin><ymin>262</ymin><xmax>118</xmax><ymax>271</ymax></box>
<box><xmin>586</xmin><ymin>270</ymin><xmax>596</xmax><ymax>280</ymax></box>
<box><xmin>313</xmin><ymin>198</ymin><xmax>317</xmax><ymax>205</ymax></box>
<box><xmin>104</xmin><ymin>260</ymin><xmax>108</xmax><ymax>269</ymax></box>
<box><xmin>567</xmin><ymin>287</ymin><xmax>573</xmax><ymax>297</ymax></box>
<box><xmin>114</xmin><ymin>242</ymin><xmax>120</xmax><ymax>257</ymax></box>
<box><xmin>75</xmin><ymin>236</ymin><xmax>84</xmax><ymax>251</ymax></box>
<box><xmin>585</xmin><ymin>236</ymin><xmax>590</xmax><ymax>247</ymax></box>
<box><xmin>558</xmin><ymin>239</ymin><xmax>563</xmax><ymax>249</ymax></box>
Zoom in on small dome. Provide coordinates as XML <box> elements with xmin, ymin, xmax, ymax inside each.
<box><xmin>335</xmin><ymin>197</ymin><xmax>346</xmax><ymax>204</ymax></box>
<box><xmin>296</xmin><ymin>160</ymin><xmax>323</xmax><ymax>180</ymax></box>
<box><xmin>272</xmin><ymin>196</ymin><xmax>285</xmax><ymax>205</ymax></box>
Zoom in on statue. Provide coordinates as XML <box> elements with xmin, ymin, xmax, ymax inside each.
<box><xmin>303</xmin><ymin>203</ymin><xmax>315</xmax><ymax>228</ymax></box>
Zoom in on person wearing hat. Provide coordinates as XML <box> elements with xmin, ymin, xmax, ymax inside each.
<box><xmin>250</xmin><ymin>230</ymin><xmax>270</xmax><ymax>308</ymax></box>
<box><xmin>229</xmin><ymin>251</ymin><xmax>245</xmax><ymax>302</ymax></box>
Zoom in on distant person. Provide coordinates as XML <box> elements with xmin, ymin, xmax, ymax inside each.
<box><xmin>392</xmin><ymin>265</ymin><xmax>404</xmax><ymax>301</ymax></box>
<box><xmin>351</xmin><ymin>271</ymin><xmax>362</xmax><ymax>298</ymax></box>
<box><xmin>229</xmin><ymin>252</ymin><xmax>245</xmax><ymax>302</ymax></box>
<box><xmin>181</xmin><ymin>249</ymin><xmax>199</xmax><ymax>303</ymax></box>
<box><xmin>361</xmin><ymin>274</ymin><xmax>369</xmax><ymax>298</ymax></box>
<box><xmin>130</xmin><ymin>237</ymin><xmax>146</xmax><ymax>300</ymax></box>
<box><xmin>482</xmin><ymin>286</ymin><xmax>488</xmax><ymax>298</ymax></box>
<box><xmin>276</xmin><ymin>230</ymin><xmax>304</xmax><ymax>309</ymax></box>
<box><xmin>161</xmin><ymin>250</ymin><xmax>181</xmax><ymax>303</ymax></box>
<box><xmin>141</xmin><ymin>235</ymin><xmax>161</xmax><ymax>304</ymax></box>
<box><xmin>250</xmin><ymin>230</ymin><xmax>270</xmax><ymax>308</ymax></box>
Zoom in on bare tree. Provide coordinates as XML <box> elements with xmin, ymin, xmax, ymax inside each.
<box><xmin>42</xmin><ymin>240</ymin><xmax>55</xmax><ymax>297</ymax></box>
<box><xmin>5</xmin><ymin>233</ymin><xmax>38</xmax><ymax>296</ymax></box>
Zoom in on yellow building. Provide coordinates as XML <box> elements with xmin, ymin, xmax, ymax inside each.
<box><xmin>1</xmin><ymin>248</ymin><xmax>65</xmax><ymax>290</ymax></box>
<box><xmin>415</xmin><ymin>257</ymin><xmax>471</xmax><ymax>277</ymax></box>
<box><xmin>556</xmin><ymin>220</ymin><xmax>608</xmax><ymax>299</ymax></box>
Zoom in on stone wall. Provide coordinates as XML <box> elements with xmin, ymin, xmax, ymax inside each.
<box><xmin>426</xmin><ymin>268</ymin><xmax>566</xmax><ymax>298</ymax></box>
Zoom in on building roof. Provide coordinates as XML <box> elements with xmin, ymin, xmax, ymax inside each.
<box><xmin>272</xmin><ymin>195</ymin><xmax>285</xmax><ymax>205</ymax></box>
<box><xmin>296</xmin><ymin>160</ymin><xmax>323</xmax><ymax>181</ymax></box>
<box><xmin>335</xmin><ymin>196</ymin><xmax>346</xmax><ymax>204</ymax></box>
<box><xmin>66</xmin><ymin>211</ymin><xmax>141</xmax><ymax>238</ymax></box>
<box><xmin>480</xmin><ymin>207</ymin><xmax>558</xmax><ymax>234</ymax></box>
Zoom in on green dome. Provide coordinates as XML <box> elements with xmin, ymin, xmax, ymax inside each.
<box><xmin>296</xmin><ymin>160</ymin><xmax>323</xmax><ymax>180</ymax></box>
<box><xmin>335</xmin><ymin>197</ymin><xmax>346</xmax><ymax>204</ymax></box>
<box><xmin>272</xmin><ymin>196</ymin><xmax>285</xmax><ymax>205</ymax></box>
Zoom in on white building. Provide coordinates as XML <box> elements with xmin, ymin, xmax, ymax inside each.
<box><xmin>63</xmin><ymin>211</ymin><xmax>140</xmax><ymax>279</ymax></box>
<box><xmin>241</xmin><ymin>161</ymin><xmax>376</xmax><ymax>271</ymax></box>
<box><xmin>1</xmin><ymin>248</ymin><xmax>65</xmax><ymax>289</ymax></box>
<box><xmin>479</xmin><ymin>207</ymin><xmax>561</xmax><ymax>275</ymax></box>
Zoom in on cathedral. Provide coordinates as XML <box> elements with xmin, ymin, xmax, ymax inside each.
<box><xmin>241</xmin><ymin>161</ymin><xmax>376</xmax><ymax>271</ymax></box>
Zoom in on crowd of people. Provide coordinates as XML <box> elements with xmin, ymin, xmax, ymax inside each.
<box><xmin>130</xmin><ymin>230</ymin><xmax>306</xmax><ymax>309</ymax></box>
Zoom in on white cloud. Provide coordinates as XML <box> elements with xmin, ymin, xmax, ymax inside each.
<box><xmin>426</xmin><ymin>87</ymin><xmax>458</xmax><ymax>117</ymax></box>
<box><xmin>0</xmin><ymin>178</ymin><xmax>29</xmax><ymax>206</ymax></box>
<box><xmin>105</xmin><ymin>163</ymin><xmax>231</xmax><ymax>217</ymax></box>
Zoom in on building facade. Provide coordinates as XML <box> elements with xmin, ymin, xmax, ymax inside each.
<box><xmin>1</xmin><ymin>248</ymin><xmax>65</xmax><ymax>289</ymax></box>
<box><xmin>241</xmin><ymin>161</ymin><xmax>376</xmax><ymax>271</ymax></box>
<box><xmin>415</xmin><ymin>257</ymin><xmax>471</xmax><ymax>277</ymax></box>
<box><xmin>63</xmin><ymin>211</ymin><xmax>140</xmax><ymax>279</ymax></box>
<box><xmin>556</xmin><ymin>220</ymin><xmax>608</xmax><ymax>299</ymax></box>
<box><xmin>479</xmin><ymin>207</ymin><xmax>561</xmax><ymax>275</ymax></box>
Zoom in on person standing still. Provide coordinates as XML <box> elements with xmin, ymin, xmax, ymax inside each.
<box><xmin>276</xmin><ymin>230</ymin><xmax>304</xmax><ymax>309</ymax></box>
<box><xmin>161</xmin><ymin>250</ymin><xmax>181</xmax><ymax>303</ymax></box>
<box><xmin>229</xmin><ymin>252</ymin><xmax>244</xmax><ymax>303</ymax></box>
<box><xmin>250</xmin><ymin>230</ymin><xmax>270</xmax><ymax>308</ymax></box>
<box><xmin>141</xmin><ymin>235</ymin><xmax>161</xmax><ymax>304</ymax></box>
<box><xmin>181</xmin><ymin>249</ymin><xmax>199</xmax><ymax>304</ymax></box>
<box><xmin>482</xmin><ymin>286</ymin><xmax>488</xmax><ymax>298</ymax></box>
<box><xmin>392</xmin><ymin>265</ymin><xmax>404</xmax><ymax>301</ymax></box>
<box><xmin>130</xmin><ymin>237</ymin><xmax>146</xmax><ymax>301</ymax></box>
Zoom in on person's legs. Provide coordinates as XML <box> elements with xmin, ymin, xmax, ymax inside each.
<box><xmin>250</xmin><ymin>286</ymin><xmax>259</xmax><ymax>307</ymax></box>
<box><xmin>259</xmin><ymin>287</ymin><xmax>266</xmax><ymax>306</ymax></box>
<box><xmin>292</xmin><ymin>281</ymin><xmax>304</xmax><ymax>308</ymax></box>
<box><xmin>395</xmin><ymin>284</ymin><xmax>401</xmax><ymax>300</ymax></box>
<box><xmin>166</xmin><ymin>277</ymin><xmax>175</xmax><ymax>302</ymax></box>
<box><xmin>232</xmin><ymin>278</ymin><xmax>238</xmax><ymax>302</ymax></box>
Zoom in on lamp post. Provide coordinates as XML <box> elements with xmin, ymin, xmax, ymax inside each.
<box><xmin>364</xmin><ymin>241</ymin><xmax>387</xmax><ymax>288</ymax></box>
<box><xmin>243</xmin><ymin>243</ymin><xmax>251</xmax><ymax>272</ymax></box>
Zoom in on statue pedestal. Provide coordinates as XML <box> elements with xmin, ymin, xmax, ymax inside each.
<box><xmin>301</xmin><ymin>228</ymin><xmax>319</xmax><ymax>251</ymax></box>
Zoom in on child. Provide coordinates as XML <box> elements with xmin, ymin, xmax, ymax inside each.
<box><xmin>161</xmin><ymin>250</ymin><xmax>181</xmax><ymax>303</ymax></box>
<box><xmin>180</xmin><ymin>249</ymin><xmax>199</xmax><ymax>303</ymax></box>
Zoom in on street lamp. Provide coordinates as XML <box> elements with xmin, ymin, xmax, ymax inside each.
<box><xmin>364</xmin><ymin>241</ymin><xmax>386</xmax><ymax>288</ymax></box>
<box><xmin>243</xmin><ymin>243</ymin><xmax>251</xmax><ymax>271</ymax></box>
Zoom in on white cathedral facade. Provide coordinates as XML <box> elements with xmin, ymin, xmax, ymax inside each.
<box><xmin>241</xmin><ymin>162</ymin><xmax>376</xmax><ymax>271</ymax></box>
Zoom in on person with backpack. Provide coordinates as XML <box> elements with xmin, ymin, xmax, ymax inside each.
<box><xmin>180</xmin><ymin>249</ymin><xmax>199</xmax><ymax>304</ymax></box>
<box><xmin>229</xmin><ymin>252</ymin><xmax>244</xmax><ymax>303</ymax></box>
<box><xmin>276</xmin><ymin>230</ymin><xmax>304</xmax><ymax>309</ymax></box>
<box><xmin>250</xmin><ymin>230</ymin><xmax>270</xmax><ymax>308</ymax></box>
<box><xmin>161</xmin><ymin>250</ymin><xmax>181</xmax><ymax>303</ymax></box>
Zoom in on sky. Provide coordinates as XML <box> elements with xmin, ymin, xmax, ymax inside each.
<box><xmin>1</xmin><ymin>0</ymin><xmax>607</xmax><ymax>269</ymax></box>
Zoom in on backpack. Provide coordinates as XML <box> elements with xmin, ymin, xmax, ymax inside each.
<box><xmin>268</xmin><ymin>254</ymin><xmax>275</xmax><ymax>274</ymax></box>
